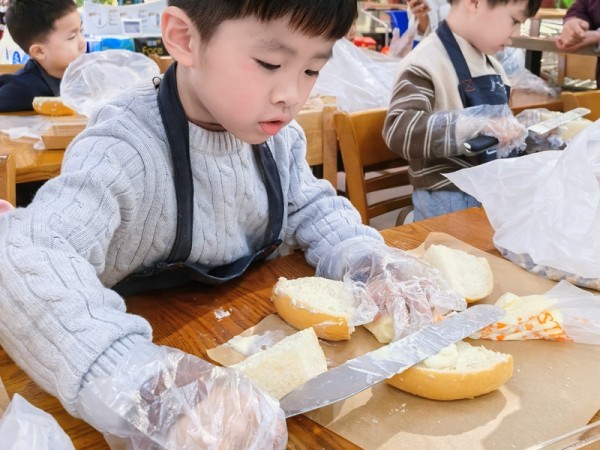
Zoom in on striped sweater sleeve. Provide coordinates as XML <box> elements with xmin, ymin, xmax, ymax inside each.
<box><xmin>383</xmin><ymin>65</ymin><xmax>463</xmax><ymax>160</ymax></box>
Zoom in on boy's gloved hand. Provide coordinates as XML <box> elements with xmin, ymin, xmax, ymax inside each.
<box><xmin>316</xmin><ymin>237</ymin><xmax>466</xmax><ymax>341</ymax></box>
<box><xmin>458</xmin><ymin>104</ymin><xmax>528</xmax><ymax>158</ymax></box>
<box><xmin>76</xmin><ymin>342</ymin><xmax>287</xmax><ymax>450</ymax></box>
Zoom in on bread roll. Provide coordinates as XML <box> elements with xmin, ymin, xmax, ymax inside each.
<box><xmin>32</xmin><ymin>97</ymin><xmax>75</xmax><ymax>116</ymax></box>
<box><xmin>272</xmin><ymin>276</ymin><xmax>356</xmax><ymax>341</ymax></box>
<box><xmin>232</xmin><ymin>327</ymin><xmax>327</xmax><ymax>399</ymax></box>
<box><xmin>424</xmin><ymin>244</ymin><xmax>493</xmax><ymax>303</ymax></box>
<box><xmin>386</xmin><ymin>340</ymin><xmax>513</xmax><ymax>400</ymax></box>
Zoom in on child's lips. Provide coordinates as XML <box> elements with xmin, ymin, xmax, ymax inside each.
<box><xmin>259</xmin><ymin>120</ymin><xmax>286</xmax><ymax>136</ymax></box>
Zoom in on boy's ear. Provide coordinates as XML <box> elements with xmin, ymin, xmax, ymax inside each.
<box><xmin>162</xmin><ymin>6</ymin><xmax>196</xmax><ymax>67</ymax></box>
<box><xmin>28</xmin><ymin>43</ymin><xmax>46</xmax><ymax>62</ymax></box>
<box><xmin>466</xmin><ymin>0</ymin><xmax>480</xmax><ymax>12</ymax></box>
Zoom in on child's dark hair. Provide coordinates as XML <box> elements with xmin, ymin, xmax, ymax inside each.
<box><xmin>6</xmin><ymin>0</ymin><xmax>78</xmax><ymax>53</ymax></box>
<box><xmin>169</xmin><ymin>0</ymin><xmax>357</xmax><ymax>43</ymax></box>
<box><xmin>447</xmin><ymin>0</ymin><xmax>541</xmax><ymax>17</ymax></box>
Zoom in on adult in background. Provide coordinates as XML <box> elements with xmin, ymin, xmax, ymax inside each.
<box><xmin>556</xmin><ymin>0</ymin><xmax>600</xmax><ymax>87</ymax></box>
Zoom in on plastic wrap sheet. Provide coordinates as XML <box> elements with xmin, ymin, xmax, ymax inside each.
<box><xmin>446</xmin><ymin>121</ymin><xmax>600</xmax><ymax>289</ymax></box>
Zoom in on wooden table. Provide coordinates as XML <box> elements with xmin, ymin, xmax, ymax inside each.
<box><xmin>0</xmin><ymin>207</ymin><xmax>598</xmax><ymax>448</ymax></box>
<box><xmin>509</xmin><ymin>88</ymin><xmax>564</xmax><ymax>114</ymax></box>
<box><xmin>0</xmin><ymin>134</ymin><xmax>64</xmax><ymax>204</ymax></box>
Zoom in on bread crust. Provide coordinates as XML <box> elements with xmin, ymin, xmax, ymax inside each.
<box><xmin>272</xmin><ymin>291</ymin><xmax>353</xmax><ymax>341</ymax></box>
<box><xmin>32</xmin><ymin>97</ymin><xmax>75</xmax><ymax>116</ymax></box>
<box><xmin>386</xmin><ymin>354</ymin><xmax>513</xmax><ymax>400</ymax></box>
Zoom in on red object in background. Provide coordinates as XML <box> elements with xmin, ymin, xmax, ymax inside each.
<box><xmin>353</xmin><ymin>35</ymin><xmax>377</xmax><ymax>50</ymax></box>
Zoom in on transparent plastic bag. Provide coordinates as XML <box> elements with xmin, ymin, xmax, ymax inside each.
<box><xmin>470</xmin><ymin>281</ymin><xmax>600</xmax><ymax>344</ymax></box>
<box><xmin>77</xmin><ymin>342</ymin><xmax>286</xmax><ymax>450</ymax></box>
<box><xmin>0</xmin><ymin>394</ymin><xmax>75</xmax><ymax>450</ymax></box>
<box><xmin>310</xmin><ymin>38</ymin><xmax>401</xmax><ymax>112</ymax></box>
<box><xmin>388</xmin><ymin>23</ymin><xmax>418</xmax><ymax>59</ymax></box>
<box><xmin>445</xmin><ymin>121</ymin><xmax>600</xmax><ymax>289</ymax></box>
<box><xmin>61</xmin><ymin>50</ymin><xmax>160</xmax><ymax>117</ymax></box>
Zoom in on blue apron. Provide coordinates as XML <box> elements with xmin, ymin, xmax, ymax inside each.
<box><xmin>113</xmin><ymin>63</ymin><xmax>284</xmax><ymax>297</ymax></box>
<box><xmin>436</xmin><ymin>20</ymin><xmax>511</xmax><ymax>164</ymax></box>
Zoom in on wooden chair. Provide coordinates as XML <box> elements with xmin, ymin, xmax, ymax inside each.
<box><xmin>334</xmin><ymin>108</ymin><xmax>412</xmax><ymax>225</ymax></box>
<box><xmin>148</xmin><ymin>54</ymin><xmax>173</xmax><ymax>74</ymax></box>
<box><xmin>0</xmin><ymin>153</ymin><xmax>16</xmax><ymax>206</ymax></box>
<box><xmin>296</xmin><ymin>105</ymin><xmax>338</xmax><ymax>188</ymax></box>
<box><xmin>561</xmin><ymin>90</ymin><xmax>600</xmax><ymax>121</ymax></box>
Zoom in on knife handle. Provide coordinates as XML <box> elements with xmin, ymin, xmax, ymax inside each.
<box><xmin>463</xmin><ymin>136</ymin><xmax>499</xmax><ymax>155</ymax></box>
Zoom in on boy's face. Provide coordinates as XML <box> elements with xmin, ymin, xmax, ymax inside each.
<box><xmin>34</xmin><ymin>10</ymin><xmax>86</xmax><ymax>77</ymax></box>
<box><xmin>181</xmin><ymin>16</ymin><xmax>334</xmax><ymax>144</ymax></box>
<box><xmin>471</xmin><ymin>1</ymin><xmax>527</xmax><ymax>54</ymax></box>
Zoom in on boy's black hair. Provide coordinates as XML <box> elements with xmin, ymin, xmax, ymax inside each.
<box><xmin>447</xmin><ymin>0</ymin><xmax>541</xmax><ymax>18</ymax></box>
<box><xmin>6</xmin><ymin>0</ymin><xmax>78</xmax><ymax>53</ymax></box>
<box><xmin>168</xmin><ymin>0</ymin><xmax>357</xmax><ymax>43</ymax></box>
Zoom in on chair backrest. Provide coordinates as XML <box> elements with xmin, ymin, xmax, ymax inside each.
<box><xmin>334</xmin><ymin>108</ymin><xmax>412</xmax><ymax>225</ymax></box>
<box><xmin>0</xmin><ymin>64</ymin><xmax>24</xmax><ymax>75</ymax></box>
<box><xmin>147</xmin><ymin>54</ymin><xmax>173</xmax><ymax>74</ymax></box>
<box><xmin>0</xmin><ymin>153</ymin><xmax>16</xmax><ymax>206</ymax></box>
<box><xmin>561</xmin><ymin>90</ymin><xmax>600</xmax><ymax>121</ymax></box>
<box><xmin>295</xmin><ymin>105</ymin><xmax>338</xmax><ymax>188</ymax></box>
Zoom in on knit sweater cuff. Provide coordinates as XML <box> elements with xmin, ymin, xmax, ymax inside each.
<box><xmin>82</xmin><ymin>334</ymin><xmax>149</xmax><ymax>387</ymax></box>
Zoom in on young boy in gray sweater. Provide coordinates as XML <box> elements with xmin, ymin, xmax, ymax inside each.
<box><xmin>0</xmin><ymin>0</ymin><xmax>466</xmax><ymax>447</ymax></box>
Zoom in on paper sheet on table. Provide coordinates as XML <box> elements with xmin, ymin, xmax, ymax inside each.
<box><xmin>0</xmin><ymin>376</ymin><xmax>9</xmax><ymax>417</ymax></box>
<box><xmin>209</xmin><ymin>233</ymin><xmax>600</xmax><ymax>449</ymax></box>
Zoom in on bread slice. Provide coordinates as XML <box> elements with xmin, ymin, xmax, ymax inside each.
<box><xmin>386</xmin><ymin>340</ymin><xmax>513</xmax><ymax>400</ymax></box>
<box><xmin>272</xmin><ymin>276</ymin><xmax>356</xmax><ymax>341</ymax></box>
<box><xmin>423</xmin><ymin>244</ymin><xmax>493</xmax><ymax>303</ymax></box>
<box><xmin>32</xmin><ymin>97</ymin><xmax>75</xmax><ymax>116</ymax></box>
<box><xmin>231</xmin><ymin>327</ymin><xmax>327</xmax><ymax>399</ymax></box>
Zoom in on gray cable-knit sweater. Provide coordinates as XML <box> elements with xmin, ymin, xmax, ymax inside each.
<box><xmin>0</xmin><ymin>80</ymin><xmax>382</xmax><ymax>415</ymax></box>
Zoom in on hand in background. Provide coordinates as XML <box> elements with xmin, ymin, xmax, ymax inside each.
<box><xmin>556</xmin><ymin>18</ymin><xmax>590</xmax><ymax>49</ymax></box>
<box><xmin>407</xmin><ymin>0</ymin><xmax>431</xmax><ymax>34</ymax></box>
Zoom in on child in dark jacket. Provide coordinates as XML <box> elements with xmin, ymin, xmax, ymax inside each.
<box><xmin>0</xmin><ymin>0</ymin><xmax>85</xmax><ymax>112</ymax></box>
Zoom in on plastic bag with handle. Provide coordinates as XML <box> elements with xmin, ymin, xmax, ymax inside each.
<box><xmin>445</xmin><ymin>121</ymin><xmax>600</xmax><ymax>290</ymax></box>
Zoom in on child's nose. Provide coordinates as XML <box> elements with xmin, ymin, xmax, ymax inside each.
<box><xmin>271</xmin><ymin>79</ymin><xmax>300</xmax><ymax>108</ymax></box>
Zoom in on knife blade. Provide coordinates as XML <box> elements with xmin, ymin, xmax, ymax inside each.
<box><xmin>463</xmin><ymin>107</ymin><xmax>591</xmax><ymax>155</ymax></box>
<box><xmin>280</xmin><ymin>304</ymin><xmax>504</xmax><ymax>418</ymax></box>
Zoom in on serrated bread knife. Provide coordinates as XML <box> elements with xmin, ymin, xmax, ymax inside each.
<box><xmin>463</xmin><ymin>107</ymin><xmax>591</xmax><ymax>155</ymax></box>
<box><xmin>280</xmin><ymin>304</ymin><xmax>504</xmax><ymax>418</ymax></box>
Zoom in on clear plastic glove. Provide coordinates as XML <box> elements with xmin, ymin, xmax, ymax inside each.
<box><xmin>77</xmin><ymin>342</ymin><xmax>287</xmax><ymax>450</ymax></box>
<box><xmin>457</xmin><ymin>104</ymin><xmax>528</xmax><ymax>158</ymax></box>
<box><xmin>316</xmin><ymin>237</ymin><xmax>466</xmax><ymax>341</ymax></box>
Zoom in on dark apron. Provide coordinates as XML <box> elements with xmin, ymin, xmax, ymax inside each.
<box><xmin>113</xmin><ymin>63</ymin><xmax>284</xmax><ymax>297</ymax></box>
<box><xmin>436</xmin><ymin>20</ymin><xmax>511</xmax><ymax>164</ymax></box>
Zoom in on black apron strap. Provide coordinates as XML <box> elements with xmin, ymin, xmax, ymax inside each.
<box><xmin>157</xmin><ymin>63</ymin><xmax>194</xmax><ymax>263</ymax></box>
<box><xmin>436</xmin><ymin>20</ymin><xmax>474</xmax><ymax>107</ymax></box>
<box><xmin>113</xmin><ymin>62</ymin><xmax>285</xmax><ymax>296</ymax></box>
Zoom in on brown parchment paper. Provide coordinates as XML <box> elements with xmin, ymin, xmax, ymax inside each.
<box><xmin>0</xmin><ymin>376</ymin><xmax>9</xmax><ymax>417</ymax></box>
<box><xmin>210</xmin><ymin>233</ymin><xmax>600</xmax><ymax>449</ymax></box>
